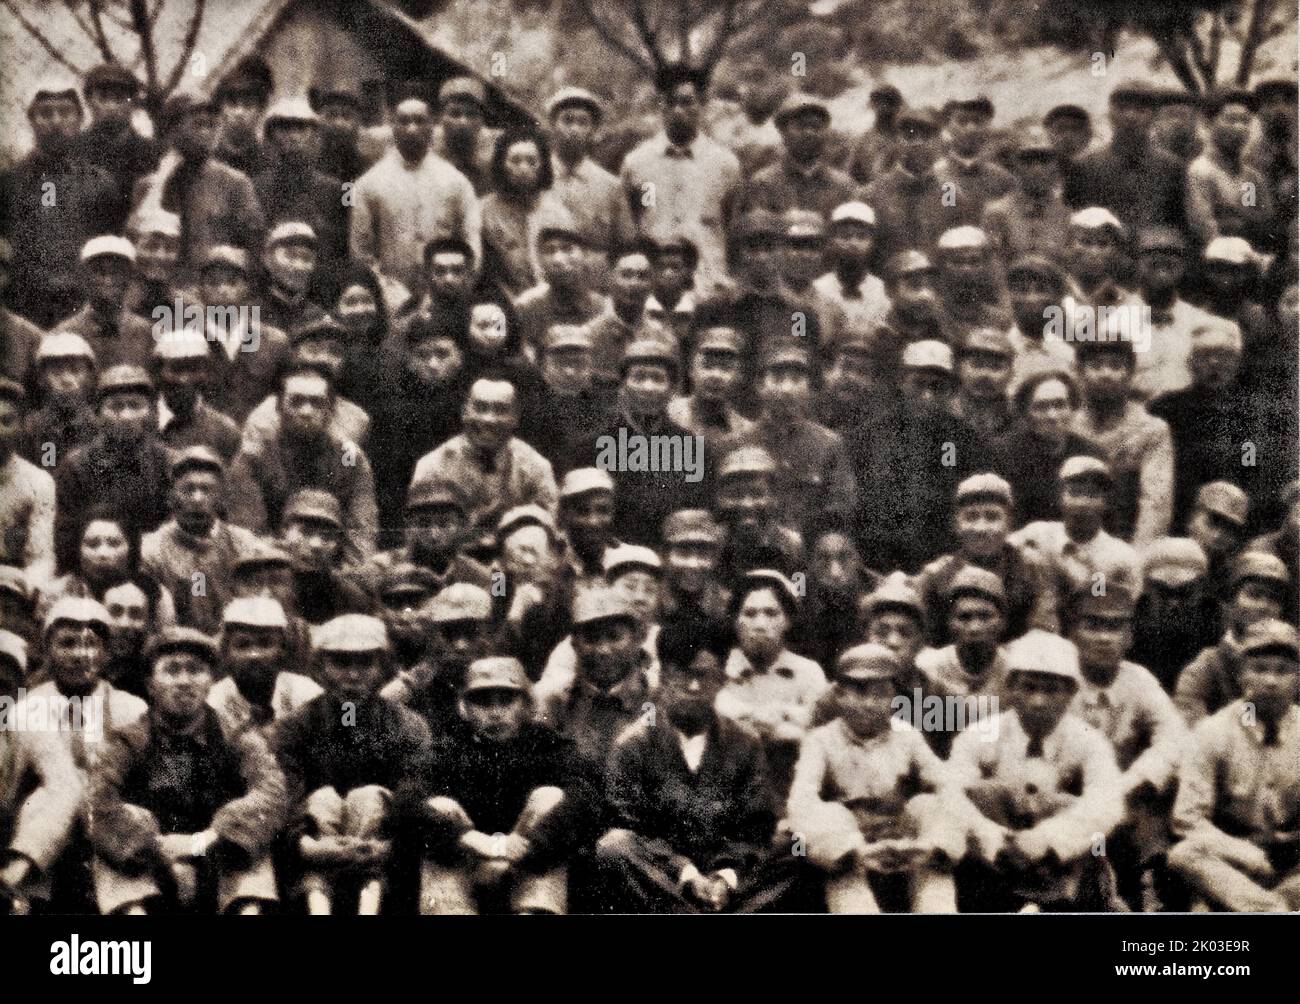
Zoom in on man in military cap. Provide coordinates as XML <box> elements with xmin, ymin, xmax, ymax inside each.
<box><xmin>254</xmin><ymin>221</ymin><xmax>325</xmax><ymax>334</ymax></box>
<box><xmin>658</xmin><ymin>508</ymin><xmax>731</xmax><ymax>639</ymax></box>
<box><xmin>54</xmin><ymin>365</ymin><xmax>174</xmax><ymax>567</ymax></box>
<box><xmin>556</xmin><ymin>468</ymin><xmax>621</xmax><ymax>586</ymax></box>
<box><xmin>880</xmin><ymin>249</ymin><xmax>948</xmax><ymax>344</ymax></box>
<box><xmin>1129</xmin><ymin>537</ymin><xmax>1219</xmax><ymax>691</ymax></box>
<box><xmin>88</xmin><ymin>625</ymin><xmax>287</xmax><ymax>915</ymax></box>
<box><xmin>207</xmin><ymin>596</ymin><xmax>322</xmax><ymax>735</ymax></box>
<box><xmin>789</xmin><ymin>642</ymin><xmax>969</xmax><ymax>913</ymax></box>
<box><xmin>1169</xmin><ymin>618</ymin><xmax>1300</xmax><ymax>911</ymax></box>
<box><xmin>434</xmin><ymin>77</ymin><xmax>492</xmax><ymax>196</ymax></box>
<box><xmin>1062</xmin><ymin>581</ymin><xmax>1187</xmax><ymax>909</ymax></box>
<box><xmin>311</xmin><ymin>86</ymin><xmax>374</xmax><ymax>184</ymax></box>
<box><xmin>1174</xmin><ymin>550</ymin><xmax>1291</xmax><ymax>725</ymax></box>
<box><xmin>813</xmin><ymin>202</ymin><xmax>891</xmax><ymax>344</ymax></box>
<box><xmin>141</xmin><ymin>446</ymin><xmax>259</xmax><ymax>633</ymax></box>
<box><xmin>934</xmin><ymin>95</ymin><xmax>1015</xmax><ymax>226</ymax></box>
<box><xmin>1060</xmin><ymin>207</ymin><xmax>1130</xmax><ymax>324</ymax></box>
<box><xmin>667</xmin><ymin>321</ymin><xmax>753</xmax><ymax>445</ymax></box>
<box><xmin>1003</xmin><ymin>254</ymin><xmax>1075</xmax><ymax>385</ymax></box>
<box><xmin>125</xmin><ymin>209</ymin><xmax>186</xmax><ymax>323</ymax></box>
<box><xmin>712</xmin><ymin>446</ymin><xmax>804</xmax><ymax>588</ymax></box>
<box><xmin>1042</xmin><ymin>103</ymin><xmax>1093</xmax><ymax>169</ymax></box>
<box><xmin>513</xmin><ymin>215</ymin><xmax>605</xmax><ymax>356</ymax></box>
<box><xmin>212</xmin><ymin>56</ymin><xmax>274</xmax><ymax>179</ymax></box>
<box><xmin>399</xmin><ymin>656</ymin><xmax>600</xmax><ymax>914</ymax></box>
<box><xmin>531</xmin><ymin>322</ymin><xmax>605</xmax><ymax>463</ymax></box>
<box><xmin>23</xmin><ymin>333</ymin><xmax>99</xmax><ymax>466</ymax></box>
<box><xmin>151</xmin><ymin>332</ymin><xmax>241</xmax><ymax>461</ymax></box>
<box><xmin>547</xmin><ymin>87</ymin><xmax>631</xmax><ymax>259</ymax></box>
<box><xmin>1072</xmin><ymin>333</ymin><xmax>1174</xmax><ymax>546</ymax></box>
<box><xmin>74</xmin><ymin>63</ymin><xmax>159</xmax><ymax>231</ymax></box>
<box><xmin>225</xmin><ymin>363</ymin><xmax>379</xmax><ymax>564</ymax></box>
<box><xmin>371</xmin><ymin>563</ymin><xmax>441</xmax><ymax>674</ymax></box>
<box><xmin>982</xmin><ymin>127</ymin><xmax>1071</xmax><ymax>265</ymax></box>
<box><xmin>778</xmin><ymin>210</ymin><xmax>852</xmax><ymax>347</ymax></box>
<box><xmin>1066</xmin><ymin>82</ymin><xmax>1187</xmax><ymax>237</ymax></box>
<box><xmin>1244</xmin><ymin>77</ymin><xmax>1298</xmax><ymax>229</ymax></box>
<box><xmin>270</xmin><ymin>613</ymin><xmax>432</xmax><ymax>915</ymax></box>
<box><xmin>1185</xmin><ymin>481</ymin><xmax>1250</xmax><ymax>608</ymax></box>
<box><xmin>718</xmin><ymin>340</ymin><xmax>855</xmax><ymax>537</ymax></box>
<box><xmin>863</xmin><ymin>107</ymin><xmax>951</xmax><ymax>262</ymax></box>
<box><xmin>276</xmin><ymin>488</ymin><xmax>373</xmax><ymax>625</ymax></box>
<box><xmin>583</xmin><ymin>242</ymin><xmax>672</xmax><ymax>390</ymax></box>
<box><xmin>60</xmin><ymin>236</ymin><xmax>155</xmax><ymax>369</ymax></box>
<box><xmin>1150</xmin><ymin>88</ymin><xmax>1204</xmax><ymax>166</ymax></box>
<box><xmin>952</xmin><ymin>327</ymin><xmax>1015</xmax><ymax>440</ymax></box>
<box><xmin>254</xmin><ymin>98</ymin><xmax>349</xmax><ymax>268</ymax></box>
<box><xmin>741</xmin><ymin>93</ymin><xmax>862</xmax><ymax>218</ymax></box>
<box><xmin>645</xmin><ymin>235</ymin><xmax>701</xmax><ymax>340</ymax></box>
<box><xmin>1187</xmin><ymin>89</ymin><xmax>1273</xmax><ymax>251</ymax></box>
<box><xmin>847</xmin><ymin>83</ymin><xmax>904</xmax><ymax>185</ymax></box>
<box><xmin>933</xmin><ymin>226</ymin><xmax>1012</xmax><ymax>337</ymax></box>
<box><xmin>0</xmin><ymin>378</ymin><xmax>54</xmax><ymax>589</ymax></box>
<box><xmin>0</xmin><ymin>77</ymin><xmax>118</xmax><ymax>326</ymax></box>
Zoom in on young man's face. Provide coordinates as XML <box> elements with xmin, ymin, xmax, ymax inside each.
<box><xmin>427</xmin><ymin>251</ymin><xmax>472</xmax><ymax>303</ymax></box>
<box><xmin>866</xmin><ymin>611</ymin><xmax>925</xmax><ymax>666</ymax></box>
<box><xmin>103</xmin><ymin>581</ymin><xmax>149</xmax><ymax>659</ymax></box>
<box><xmin>282</xmin><ymin>516</ymin><xmax>342</xmax><ymax>571</ymax></box>
<box><xmin>1009</xmin><ymin>271</ymin><xmax>1058</xmax><ymax>330</ymax></box>
<box><xmin>716</xmin><ymin>474</ymin><xmax>774</xmax><ymax>533</ymax></box>
<box><xmin>1015</xmin><ymin>154</ymin><xmax>1058</xmax><ymax>194</ymax></box>
<box><xmin>503</xmin><ymin>139</ymin><xmax>543</xmax><ymax>192</ymax></box>
<box><xmin>440</xmin><ymin>97</ymin><xmax>483</xmax><ymax>151</ymax></box>
<box><xmin>320</xmin><ymin>101</ymin><xmax>360</xmax><ymax>142</ymax></box>
<box><xmin>1187</xmin><ymin>506</ymin><xmax>1240</xmax><ymax>562</ymax></box>
<box><xmin>1239</xmin><ymin>654</ymin><xmax>1299</xmax><ymax>721</ymax></box>
<box><xmin>382</xmin><ymin>589</ymin><xmax>432</xmax><ymax>648</ymax></box>
<box><xmin>892</xmin><ymin>269</ymin><xmax>940</xmax><ymax>315</ymax></box>
<box><xmin>736</xmin><ymin>587</ymin><xmax>789</xmax><ymax>662</ymax></box>
<box><xmin>1007</xmin><ymin>671</ymin><xmax>1074</xmax><ymax>738</ymax></box>
<box><xmin>222</xmin><ymin>625</ymin><xmax>285</xmax><ymax>694</ymax></box>
<box><xmin>468</xmin><ymin>303</ymin><xmax>508</xmax><ymax>354</ymax></box>
<box><xmin>653</xmin><ymin>250</ymin><xmax>692</xmax><ymax>300</ymax></box>
<box><xmin>268</xmin><ymin>121</ymin><xmax>317</xmax><ymax>159</ymax></box>
<box><xmin>611</xmin><ymin>253</ymin><xmax>653</xmax><ymax>309</ymax></box>
<box><xmin>29</xmin><ymin>96</ymin><xmax>82</xmax><ymax>152</ymax></box>
<box><xmin>47</xmin><ymin>623</ymin><xmax>106</xmax><ymax>693</ymax></box>
<box><xmin>665</xmin><ymin>540</ymin><xmax>718</xmax><ymax>595</ymax></box>
<box><xmin>80</xmin><ymin>518</ymin><xmax>130</xmax><ymax>580</ymax></box>
<box><xmin>86</xmin><ymin>256</ymin><xmax>133</xmax><ymax>307</ymax></box>
<box><xmin>622</xmin><ymin>362</ymin><xmax>674</xmax><ymax>416</ymax></box>
<box><xmin>1109</xmin><ymin>100</ymin><xmax>1154</xmax><ymax>143</ymax></box>
<box><xmin>958</xmin><ymin>349</ymin><xmax>1012</xmax><ymax>401</ymax></box>
<box><xmin>200</xmin><ymin>265</ymin><xmax>249</xmax><ymax>306</ymax></box>
<box><xmin>405</xmin><ymin>504</ymin><xmax>464</xmax><ymax>557</ymax></box>
<box><xmin>1137</xmin><ymin>249</ymin><xmax>1184</xmax><ymax>292</ymax></box>
<box><xmin>561</xmin><ymin>490</ymin><xmax>614</xmax><ymax>554</ymax></box>
<box><xmin>661</xmin><ymin>83</ymin><xmax>703</xmax><ymax>139</ymax></box>
<box><xmin>159</xmin><ymin>356</ymin><xmax>209</xmax><ymax>411</ymax></box>
<box><xmin>572</xmin><ymin>616</ymin><xmax>642</xmax><ymax>687</ymax></box>
<box><xmin>135</xmin><ymin>231</ymin><xmax>181</xmax><ymax>284</ymax></box>
<box><xmin>758</xmin><ymin>364</ymin><xmax>811</xmax><ymax>418</ymax></box>
<box><xmin>552</xmin><ymin>105</ymin><xmax>596</xmax><ymax>161</ymax></box>
<box><xmin>279</xmin><ymin>373</ymin><xmax>332</xmax><ymax>440</ymax></box>
<box><xmin>337</xmin><ymin>282</ymin><xmax>380</xmax><ymax>335</ymax></box>
<box><xmin>1070</xmin><ymin>610</ymin><xmax>1131</xmax><ymax>671</ymax></box>
<box><xmin>434</xmin><ymin>619</ymin><xmax>488</xmax><ymax>671</ymax></box>
<box><xmin>177</xmin><ymin>108</ymin><xmax>218</xmax><ymax>161</ymax></box>
<box><xmin>1210</xmin><ymin>103</ymin><xmax>1253</xmax><ymax>155</ymax></box>
<box><xmin>810</xmin><ymin>532</ymin><xmax>862</xmax><ymax>595</ymax></box>
<box><xmin>461</xmin><ymin>687</ymin><xmax>530</xmax><ymax>742</ymax></box>
<box><xmin>1230</xmin><ymin>580</ymin><xmax>1283</xmax><ymax>632</ymax></box>
<box><xmin>1045</xmin><ymin>118</ymin><xmax>1091</xmax><ymax>160</ymax></box>
<box><xmin>538</xmin><ymin>236</ymin><xmax>585</xmax><ymax>288</ymax></box>
<box><xmin>941</xmin><ymin>247</ymin><xmax>988</xmax><ymax>290</ymax></box>
<box><xmin>264</xmin><ymin>241</ymin><xmax>317</xmax><ymax>294</ymax></box>
<box><xmin>948</xmin><ymin>595</ymin><xmax>1004</xmax><ymax>651</ymax></box>
<box><xmin>219</xmin><ymin>93</ymin><xmax>263</xmax><ymax>137</ymax></box>
<box><xmin>170</xmin><ymin>469</ymin><xmax>221</xmax><ymax>536</ymax></box>
<box><xmin>542</xmin><ymin>345</ymin><xmax>592</xmax><ymax>395</ymax></box>
<box><xmin>393</xmin><ymin>99</ymin><xmax>435</xmax><ymax>162</ymax></box>
<box><xmin>1077</xmin><ymin>350</ymin><xmax>1133</xmax><ymax>404</ymax></box>
<box><xmin>739</xmin><ymin>237</ymin><xmax>780</xmax><ymax>287</ymax></box>
<box><xmin>320</xmin><ymin>650</ymin><xmax>384</xmax><ymax>703</ymax></box>
<box><xmin>40</xmin><ymin>358</ymin><xmax>94</xmax><ymax>403</ymax></box>
<box><xmin>87</xmin><ymin>87</ymin><xmax>133</xmax><ymax>128</ymax></box>
<box><xmin>836</xmin><ymin>676</ymin><xmax>895</xmax><ymax>739</ymax></box>
<box><xmin>99</xmin><ymin>391</ymin><xmax>154</xmax><ymax>444</ymax></box>
<box><xmin>1068</xmin><ymin>228</ymin><xmax>1118</xmax><ymax>282</ymax></box>
<box><xmin>612</xmin><ymin>569</ymin><xmax>661</xmax><ymax>624</ymax></box>
<box><xmin>502</xmin><ymin>526</ymin><xmax>559</xmax><ymax>588</ymax></box>
<box><xmin>779</xmin><ymin>109</ymin><xmax>829</xmax><ymax>163</ymax></box>
<box><xmin>901</xmin><ymin>368</ymin><xmax>952</xmax><ymax>408</ymax></box>
<box><xmin>409</xmin><ymin>336</ymin><xmax>464</xmax><ymax>387</ymax></box>
<box><xmin>462</xmin><ymin>379</ymin><xmax>518</xmax><ymax>453</ymax></box>
<box><xmin>782</xmin><ymin>238</ymin><xmax>825</xmax><ymax>286</ymax></box>
<box><xmin>1188</xmin><ymin>346</ymin><xmax>1240</xmax><ymax>391</ymax></box>
<box><xmin>661</xmin><ymin>649</ymin><xmax>725</xmax><ymax>732</ymax></box>
<box><xmin>897</xmin><ymin>122</ymin><xmax>938</xmax><ymax>174</ymax></box>
<box><xmin>1025</xmin><ymin>378</ymin><xmax>1074</xmax><ymax>445</ymax></box>
<box><xmin>149</xmin><ymin>652</ymin><xmax>214</xmax><ymax>721</ymax></box>
<box><xmin>946</xmin><ymin>109</ymin><xmax>989</xmax><ymax>158</ymax></box>
<box><xmin>955</xmin><ymin>501</ymin><xmax>1010</xmax><ymax>559</ymax></box>
<box><xmin>829</xmin><ymin>222</ymin><xmax>874</xmax><ymax>269</ymax></box>
<box><xmin>1060</xmin><ymin>479</ymin><xmax>1109</xmax><ymax>534</ymax></box>
<box><xmin>826</xmin><ymin>349</ymin><xmax>876</xmax><ymax>400</ymax></box>
<box><xmin>690</xmin><ymin>342</ymin><xmax>742</xmax><ymax>402</ymax></box>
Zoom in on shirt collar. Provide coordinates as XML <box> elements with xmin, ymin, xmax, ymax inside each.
<box><xmin>663</xmin><ymin>134</ymin><xmax>697</xmax><ymax>159</ymax></box>
<box><xmin>575</xmin><ymin>660</ymin><xmax>649</xmax><ymax>713</ymax></box>
<box><xmin>727</xmin><ymin>647</ymin><xmax>798</xmax><ymax>681</ymax></box>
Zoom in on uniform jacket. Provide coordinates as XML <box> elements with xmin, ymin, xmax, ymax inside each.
<box><xmin>0</xmin><ymin>452</ymin><xmax>55</xmax><ymax>588</ymax></box>
<box><xmin>131</xmin><ymin>156</ymin><xmax>266</xmax><ymax>269</ymax></box>
<box><xmin>206</xmin><ymin>672</ymin><xmax>323</xmax><ymax>736</ymax></box>
<box><xmin>411</xmin><ymin>434</ymin><xmax>558</xmax><ymax>534</ymax></box>
<box><xmin>58</xmin><ymin>303</ymin><xmax>157</xmax><ymax>370</ymax></box>
<box><xmin>202</xmin><ymin>318</ymin><xmax>292</xmax><ymax>425</ymax></box>
<box><xmin>140</xmin><ymin>519</ymin><xmax>263</xmax><ymax>634</ymax></box>
<box><xmin>1072</xmin><ymin>402</ymin><xmax>1173</xmax><ymax>546</ymax></box>
<box><xmin>917</xmin><ymin>543</ymin><xmax>1057</xmax><ymax>645</ymax></box>
<box><xmin>1</xmin><ymin>723</ymin><xmax>83</xmax><ymax>874</ymax></box>
<box><xmin>1173</xmin><ymin>633</ymin><xmax>1246</xmax><ymax>727</ymax></box>
<box><xmin>1072</xmin><ymin>660</ymin><xmax>1187</xmax><ymax>794</ymax></box>
<box><xmin>739</xmin><ymin>156</ymin><xmax>864</xmax><ymax>219</ymax></box>
<box><xmin>158</xmin><ymin>397</ymin><xmax>242</xmax><ymax>462</ymax></box>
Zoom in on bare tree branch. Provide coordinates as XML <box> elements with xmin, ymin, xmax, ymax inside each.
<box><xmin>162</xmin><ymin>0</ymin><xmax>206</xmax><ymax>99</ymax></box>
<box><xmin>1154</xmin><ymin>30</ymin><xmax>1204</xmax><ymax>93</ymax></box>
<box><xmin>572</xmin><ymin>0</ymin><xmax>655</xmax><ymax>72</ymax></box>
<box><xmin>87</xmin><ymin>0</ymin><xmax>117</xmax><ymax>62</ymax></box>
<box><xmin>677</xmin><ymin>0</ymin><xmax>691</xmax><ymax>64</ymax></box>
<box><xmin>1</xmin><ymin>0</ymin><xmax>85</xmax><ymax>74</ymax></box>
<box><xmin>127</xmin><ymin>0</ymin><xmax>158</xmax><ymax>97</ymax></box>
<box><xmin>1205</xmin><ymin>9</ymin><xmax>1222</xmax><ymax>90</ymax></box>
<box><xmin>1236</xmin><ymin>0</ymin><xmax>1278</xmax><ymax>85</ymax></box>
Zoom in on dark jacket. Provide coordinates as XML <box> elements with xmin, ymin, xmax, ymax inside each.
<box><xmin>994</xmin><ymin>427</ymin><xmax>1105</xmax><ymax>528</ymax></box>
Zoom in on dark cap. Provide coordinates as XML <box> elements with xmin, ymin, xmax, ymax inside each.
<box><xmin>946</xmin><ymin>95</ymin><xmax>994</xmax><ymax>120</ymax></box>
<box><xmin>1109</xmin><ymin>81</ymin><xmax>1161</xmax><ymax>107</ymax></box>
<box><xmin>406</xmin><ymin>478</ymin><xmax>465</xmax><ymax>514</ymax></box>
<box><xmin>895</xmin><ymin>107</ymin><xmax>940</xmax><ymax>133</ymax></box>
<box><xmin>1044</xmin><ymin>103</ymin><xmax>1090</xmax><ymax>126</ymax></box>
<box><xmin>145</xmin><ymin>625</ymin><xmax>218</xmax><ymax>665</ymax></box>
<box><xmin>170</xmin><ymin>445</ymin><xmax>224</xmax><ymax>480</ymax></box>
<box><xmin>282</xmin><ymin>488</ymin><xmax>343</xmax><ymax>530</ymax></box>
<box><xmin>96</xmin><ymin>364</ymin><xmax>153</xmax><ymax>401</ymax></box>
<box><xmin>84</xmin><ymin>63</ymin><xmax>139</xmax><ymax>96</ymax></box>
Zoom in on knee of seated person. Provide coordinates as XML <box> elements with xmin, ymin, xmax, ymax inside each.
<box><xmin>523</xmin><ymin>786</ymin><xmax>565</xmax><ymax>817</ymax></box>
<box><xmin>426</xmin><ymin>796</ymin><xmax>471</xmax><ymax>824</ymax></box>
<box><xmin>305</xmin><ymin>785</ymin><xmax>345</xmax><ymax>819</ymax></box>
<box><xmin>1166</xmin><ymin>836</ymin><xmax>1206</xmax><ymax>873</ymax></box>
<box><xmin>345</xmin><ymin>785</ymin><xmax>392</xmax><ymax>813</ymax></box>
<box><xmin>595</xmin><ymin>828</ymin><xmax>637</xmax><ymax>862</ymax></box>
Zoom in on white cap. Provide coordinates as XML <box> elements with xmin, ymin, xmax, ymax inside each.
<box><xmin>81</xmin><ymin>235</ymin><xmax>137</xmax><ymax>264</ymax></box>
<box><xmin>603</xmin><ymin>543</ymin><xmax>662</xmax><ymax>578</ymax></box>
<box><xmin>131</xmin><ymin>209</ymin><xmax>182</xmax><ymax>240</ymax></box>
<box><xmin>1003</xmin><ymin>629</ymin><xmax>1082</xmax><ymax>685</ymax></box>
<box><xmin>222</xmin><ymin>596</ymin><xmax>289</xmax><ymax>630</ymax></box>
<box><xmin>36</xmin><ymin>332</ymin><xmax>96</xmax><ymax>364</ymax></box>
<box><xmin>1069</xmin><ymin>207</ymin><xmax>1125</xmax><ymax>237</ymax></box>
<box><xmin>560</xmin><ymin>467</ymin><xmax>615</xmax><ymax>499</ymax></box>
<box><xmin>901</xmin><ymin>339</ymin><xmax>954</xmax><ymax>373</ymax></box>
<box><xmin>936</xmin><ymin>225</ymin><xmax>988</xmax><ymax>251</ymax></box>
<box><xmin>830</xmin><ymin>201</ymin><xmax>877</xmax><ymax>227</ymax></box>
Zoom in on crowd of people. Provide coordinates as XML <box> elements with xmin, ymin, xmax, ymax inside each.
<box><xmin>0</xmin><ymin>47</ymin><xmax>1297</xmax><ymax>915</ymax></box>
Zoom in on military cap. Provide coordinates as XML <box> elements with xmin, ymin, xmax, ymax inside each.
<box><xmin>830</xmin><ymin>201</ymin><xmax>877</xmax><ymax>227</ymax></box>
<box><xmin>217</xmin><ymin>57</ymin><xmax>274</xmax><ymax>103</ymax></box>
<box><xmin>263</xmin><ymin>96</ymin><xmax>319</xmax><ymax>132</ymax></box>
<box><xmin>145</xmin><ymin>625</ymin><xmax>218</xmax><ymax>665</ymax></box>
<box><xmin>861</xmin><ymin>573</ymin><xmax>925</xmax><ymax>622</ymax></box>
<box><xmin>545</xmin><ymin>86</ymin><xmax>604</xmax><ymax>125</ymax></box>
<box><xmin>832</xmin><ymin>325</ymin><xmax>888</xmax><ymax>357</ymax></box>
<box><xmin>1067</xmin><ymin>580</ymin><xmax>1136</xmax><ymax>618</ymax></box>
<box><xmin>438</xmin><ymin>76</ymin><xmax>488</xmax><ymax>108</ymax></box>
<box><xmin>774</xmin><ymin>92</ymin><xmax>831</xmax><ymax>128</ymax></box>
<box><xmin>1006</xmin><ymin>254</ymin><xmax>1067</xmax><ymax>292</ymax></box>
<box><xmin>96</xmin><ymin>364</ymin><xmax>153</xmax><ymax>401</ymax></box>
<box><xmin>895</xmin><ymin>107</ymin><xmax>940</xmax><ymax>133</ymax></box>
<box><xmin>0</xmin><ymin>377</ymin><xmax>24</xmax><ymax>406</ymax></box>
<box><xmin>1252</xmin><ymin>77</ymin><xmax>1299</xmax><ymax>104</ymax></box>
<box><xmin>693</xmin><ymin>327</ymin><xmax>745</xmax><ymax>355</ymax></box>
<box><xmin>283</xmin><ymin>488</ymin><xmax>344</xmax><ymax>530</ymax></box>
<box><xmin>956</xmin><ymin>472</ymin><xmax>1014</xmax><ymax>509</ymax></box>
<box><xmin>542</xmin><ymin>324</ymin><xmax>593</xmax><ymax>354</ymax></box>
<box><xmin>1195</xmin><ymin>481</ymin><xmax>1248</xmax><ymax>527</ymax></box>
<box><xmin>1058</xmin><ymin>455</ymin><xmax>1113</xmax><ymax>484</ymax></box>
<box><xmin>158</xmin><ymin>89</ymin><xmax>215</xmax><ymax>134</ymax></box>
<box><xmin>571</xmin><ymin>585</ymin><xmax>637</xmax><ymax>626</ymax></box>
<box><xmin>1109</xmin><ymin>81</ymin><xmax>1161</xmax><ymax>107</ymax></box>
<box><xmin>35</xmin><ymin>332</ymin><xmax>96</xmax><ymax>365</ymax></box>
<box><xmin>463</xmin><ymin>656</ymin><xmax>531</xmax><ymax>694</ymax></box>
<box><xmin>131</xmin><ymin>209</ymin><xmax>182</xmax><ymax>240</ymax></box>
<box><xmin>1153</xmin><ymin>86</ymin><xmax>1198</xmax><ymax>109</ymax></box>
<box><xmin>885</xmin><ymin>250</ymin><xmax>937</xmax><ymax>280</ymax></box>
<box><xmin>1189</xmin><ymin>321</ymin><xmax>1243</xmax><ymax>356</ymax></box>
<box><xmin>1230</xmin><ymin>551</ymin><xmax>1290</xmax><ymax>591</ymax></box>
<box><xmin>170</xmin><ymin>445</ymin><xmax>224</xmax><ymax>480</ymax></box>
<box><xmin>651</xmin><ymin>233</ymin><xmax>700</xmax><ymax>269</ymax></box>
<box><xmin>619</xmin><ymin>337</ymin><xmax>680</xmax><ymax>378</ymax></box>
<box><xmin>84</xmin><ymin>63</ymin><xmax>139</xmax><ymax>96</ymax></box>
<box><xmin>1202</xmin><ymin>87</ymin><xmax>1257</xmax><ymax>116</ymax></box>
<box><xmin>784</xmin><ymin>209</ymin><xmax>827</xmax><ymax>241</ymax></box>
<box><xmin>1003</xmin><ymin>629</ymin><xmax>1082</xmax><ymax>685</ymax></box>
<box><xmin>758</xmin><ymin>339</ymin><xmax>811</xmax><ymax>373</ymax></box>
<box><xmin>1015</xmin><ymin>126</ymin><xmax>1056</xmax><ymax>158</ymax></box>
<box><xmin>0</xmin><ymin>630</ymin><xmax>27</xmax><ymax>678</ymax></box>
<box><xmin>961</xmin><ymin>326</ymin><xmax>1014</xmax><ymax>358</ymax></box>
<box><xmin>734</xmin><ymin>208</ymin><xmax>784</xmax><ymax>243</ymax></box>
<box><xmin>200</xmin><ymin>245</ymin><xmax>252</xmax><ymax>275</ymax></box>
<box><xmin>936</xmin><ymin>226</ymin><xmax>989</xmax><ymax>252</ymax></box>
<box><xmin>1135</xmin><ymin>225</ymin><xmax>1189</xmax><ymax>256</ymax></box>
<box><xmin>739</xmin><ymin>569</ymin><xmax>801</xmax><ymax>611</ymax></box>
<box><xmin>603</xmin><ymin>544</ymin><xmax>663</xmax><ymax>579</ymax></box>
<box><xmin>944</xmin><ymin>566</ymin><xmax>1007</xmax><ymax>610</ymax></box>
<box><xmin>1239</xmin><ymin>619</ymin><xmax>1300</xmax><ymax>660</ymax></box>
<box><xmin>406</xmin><ymin>478</ymin><xmax>465</xmax><ymax>513</ymax></box>
<box><xmin>836</xmin><ymin>642</ymin><xmax>901</xmax><ymax>682</ymax></box>
<box><xmin>662</xmin><ymin>509</ymin><xmax>725</xmax><ymax>547</ymax></box>
<box><xmin>718</xmin><ymin>445</ymin><xmax>777</xmax><ymax>480</ymax></box>
<box><xmin>429</xmin><ymin>583</ymin><xmax>492</xmax><ymax>624</ymax></box>
<box><xmin>560</xmin><ymin>468</ymin><xmax>614</xmax><ymax>500</ymax></box>
<box><xmin>534</xmin><ymin>205</ymin><xmax>589</xmax><ymax>247</ymax></box>
<box><xmin>947</xmin><ymin>95</ymin><xmax>994</xmax><ymax>120</ymax></box>
<box><xmin>498</xmin><ymin>503</ymin><xmax>557</xmax><ymax>539</ymax></box>
<box><xmin>1141</xmin><ymin>537</ymin><xmax>1208</xmax><ymax>587</ymax></box>
<box><xmin>153</xmin><ymin>329</ymin><xmax>211</xmax><ymax>361</ymax></box>
<box><xmin>43</xmin><ymin>596</ymin><xmax>111</xmax><ymax>639</ymax></box>
<box><xmin>1044</xmin><ymin>103</ymin><xmax>1089</xmax><ymax>125</ymax></box>
<box><xmin>232</xmin><ymin>539</ymin><xmax>293</xmax><ymax>573</ymax></box>
<box><xmin>290</xmin><ymin>315</ymin><xmax>348</xmax><ymax>347</ymax></box>
<box><xmin>0</xmin><ymin>566</ymin><xmax>32</xmax><ymax>606</ymax></box>
<box><xmin>222</xmin><ymin>596</ymin><xmax>289</xmax><ymax>630</ymax></box>
<box><xmin>1069</xmin><ymin>207</ymin><xmax>1126</xmax><ymax>238</ymax></box>
<box><xmin>81</xmin><ymin>235</ymin><xmax>136</xmax><ymax>265</ymax></box>
<box><xmin>901</xmin><ymin>339</ymin><xmax>954</xmax><ymax>374</ymax></box>
<box><xmin>27</xmin><ymin>75</ymin><xmax>82</xmax><ymax>112</ymax></box>
<box><xmin>869</xmin><ymin>84</ymin><xmax>903</xmax><ymax>105</ymax></box>
<box><xmin>266</xmin><ymin>221</ymin><xmax>318</xmax><ymax>249</ymax></box>
<box><xmin>1203</xmin><ymin>236</ymin><xmax>1259</xmax><ymax>267</ymax></box>
<box><xmin>313</xmin><ymin>614</ymin><xmax>388</xmax><ymax>654</ymax></box>
<box><xmin>379</xmin><ymin>563</ymin><xmax>440</xmax><ymax>598</ymax></box>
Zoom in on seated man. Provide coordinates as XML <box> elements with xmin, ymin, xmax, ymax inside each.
<box><xmin>788</xmin><ymin>643</ymin><xmax>968</xmax><ymax>913</ymax></box>
<box><xmin>1168</xmin><ymin>619</ymin><xmax>1300</xmax><ymax>912</ymax></box>
<box><xmin>270</xmin><ymin>614</ymin><xmax>432</xmax><ymax>915</ymax></box>
<box><xmin>88</xmin><ymin>627</ymin><xmax>288</xmax><ymax>915</ymax></box>
<box><xmin>398</xmin><ymin>657</ymin><xmax>599</xmax><ymax>915</ymax></box>
<box><xmin>596</xmin><ymin>621</ymin><xmax>794</xmax><ymax>913</ymax></box>
<box><xmin>948</xmin><ymin>630</ymin><xmax>1123</xmax><ymax>912</ymax></box>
